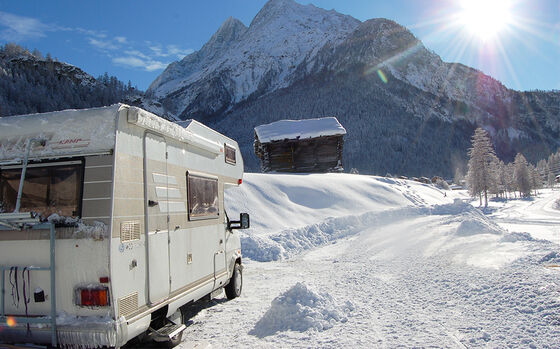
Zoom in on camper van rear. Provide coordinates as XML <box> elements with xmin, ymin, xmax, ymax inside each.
<box><xmin>0</xmin><ymin>104</ymin><xmax>248</xmax><ymax>348</ymax></box>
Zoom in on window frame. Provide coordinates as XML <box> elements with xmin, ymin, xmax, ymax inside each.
<box><xmin>186</xmin><ymin>171</ymin><xmax>220</xmax><ymax>221</ymax></box>
<box><xmin>0</xmin><ymin>158</ymin><xmax>85</xmax><ymax>219</ymax></box>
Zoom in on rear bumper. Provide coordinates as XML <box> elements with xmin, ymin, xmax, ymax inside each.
<box><xmin>0</xmin><ymin>316</ymin><xmax>128</xmax><ymax>348</ymax></box>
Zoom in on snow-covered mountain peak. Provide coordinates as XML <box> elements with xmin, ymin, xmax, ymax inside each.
<box><xmin>250</xmin><ymin>0</ymin><xmax>321</xmax><ymax>29</ymax></box>
<box><xmin>206</xmin><ymin>16</ymin><xmax>247</xmax><ymax>49</ymax></box>
<box><xmin>146</xmin><ymin>0</ymin><xmax>360</xmax><ymax>118</ymax></box>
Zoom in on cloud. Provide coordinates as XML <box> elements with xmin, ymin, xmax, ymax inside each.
<box><xmin>88</xmin><ymin>38</ymin><xmax>119</xmax><ymax>50</ymax></box>
<box><xmin>113</xmin><ymin>54</ymin><xmax>169</xmax><ymax>72</ymax></box>
<box><xmin>149</xmin><ymin>44</ymin><xmax>194</xmax><ymax>59</ymax></box>
<box><xmin>75</xmin><ymin>27</ymin><xmax>107</xmax><ymax>38</ymax></box>
<box><xmin>0</xmin><ymin>11</ymin><xmax>53</xmax><ymax>41</ymax></box>
<box><xmin>110</xmin><ymin>44</ymin><xmax>193</xmax><ymax>72</ymax></box>
<box><xmin>0</xmin><ymin>11</ymin><xmax>191</xmax><ymax>73</ymax></box>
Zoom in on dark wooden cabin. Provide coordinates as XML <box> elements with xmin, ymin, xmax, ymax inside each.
<box><xmin>254</xmin><ymin>117</ymin><xmax>346</xmax><ymax>173</ymax></box>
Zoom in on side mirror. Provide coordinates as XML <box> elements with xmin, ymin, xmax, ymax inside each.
<box><xmin>228</xmin><ymin>213</ymin><xmax>250</xmax><ymax>230</ymax></box>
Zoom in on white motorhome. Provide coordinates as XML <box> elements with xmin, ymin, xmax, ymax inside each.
<box><xmin>0</xmin><ymin>104</ymin><xmax>249</xmax><ymax>348</ymax></box>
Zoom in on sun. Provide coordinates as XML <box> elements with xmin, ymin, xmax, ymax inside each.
<box><xmin>458</xmin><ymin>0</ymin><xmax>513</xmax><ymax>42</ymax></box>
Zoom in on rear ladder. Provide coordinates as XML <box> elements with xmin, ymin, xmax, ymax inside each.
<box><xmin>0</xmin><ymin>215</ymin><xmax>57</xmax><ymax>347</ymax></box>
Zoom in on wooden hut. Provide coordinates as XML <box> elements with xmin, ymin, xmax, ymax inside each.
<box><xmin>254</xmin><ymin>117</ymin><xmax>346</xmax><ymax>173</ymax></box>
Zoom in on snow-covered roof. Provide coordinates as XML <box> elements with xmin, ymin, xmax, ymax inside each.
<box><xmin>254</xmin><ymin>117</ymin><xmax>346</xmax><ymax>143</ymax></box>
<box><xmin>0</xmin><ymin>104</ymin><xmax>122</xmax><ymax>162</ymax></box>
<box><xmin>0</xmin><ymin>104</ymin><xmax>235</xmax><ymax>163</ymax></box>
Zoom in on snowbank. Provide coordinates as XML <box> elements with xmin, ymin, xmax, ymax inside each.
<box><xmin>249</xmin><ymin>282</ymin><xmax>353</xmax><ymax>337</ymax></box>
<box><xmin>225</xmin><ymin>173</ymin><xmax>450</xmax><ymax>238</ymax></box>
<box><xmin>226</xmin><ymin>176</ymin><xmax>505</xmax><ymax>261</ymax></box>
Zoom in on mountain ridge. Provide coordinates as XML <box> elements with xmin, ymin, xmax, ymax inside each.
<box><xmin>0</xmin><ymin>43</ymin><xmax>140</xmax><ymax>118</ymax></box>
<box><xmin>143</xmin><ymin>0</ymin><xmax>559</xmax><ymax>176</ymax></box>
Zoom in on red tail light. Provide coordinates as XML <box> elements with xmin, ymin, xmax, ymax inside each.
<box><xmin>76</xmin><ymin>286</ymin><xmax>109</xmax><ymax>307</ymax></box>
<box><xmin>238</xmin><ymin>179</ymin><xmax>243</xmax><ymax>185</ymax></box>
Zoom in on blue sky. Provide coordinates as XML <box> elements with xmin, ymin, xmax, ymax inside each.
<box><xmin>0</xmin><ymin>0</ymin><xmax>558</xmax><ymax>91</ymax></box>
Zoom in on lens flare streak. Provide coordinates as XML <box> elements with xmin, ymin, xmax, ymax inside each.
<box><xmin>377</xmin><ymin>70</ymin><xmax>388</xmax><ymax>83</ymax></box>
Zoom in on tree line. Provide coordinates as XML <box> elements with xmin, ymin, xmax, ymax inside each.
<box><xmin>0</xmin><ymin>43</ymin><xmax>140</xmax><ymax>117</ymax></box>
<box><xmin>464</xmin><ymin>127</ymin><xmax>558</xmax><ymax>206</ymax></box>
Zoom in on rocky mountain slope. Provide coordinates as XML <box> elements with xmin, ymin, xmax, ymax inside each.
<box><xmin>146</xmin><ymin>0</ymin><xmax>560</xmax><ymax>176</ymax></box>
<box><xmin>0</xmin><ymin>43</ymin><xmax>141</xmax><ymax>117</ymax></box>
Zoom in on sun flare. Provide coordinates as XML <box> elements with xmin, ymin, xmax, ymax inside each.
<box><xmin>458</xmin><ymin>0</ymin><xmax>513</xmax><ymax>42</ymax></box>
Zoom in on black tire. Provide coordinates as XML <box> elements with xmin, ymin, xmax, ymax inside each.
<box><xmin>225</xmin><ymin>263</ymin><xmax>242</xmax><ymax>299</ymax></box>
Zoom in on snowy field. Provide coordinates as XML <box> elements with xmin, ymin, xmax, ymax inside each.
<box><xmin>175</xmin><ymin>173</ymin><xmax>560</xmax><ymax>348</ymax></box>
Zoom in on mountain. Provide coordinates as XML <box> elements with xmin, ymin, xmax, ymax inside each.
<box><xmin>145</xmin><ymin>0</ymin><xmax>560</xmax><ymax>176</ymax></box>
<box><xmin>0</xmin><ymin>43</ymin><xmax>141</xmax><ymax>117</ymax></box>
<box><xmin>145</xmin><ymin>0</ymin><xmax>360</xmax><ymax>119</ymax></box>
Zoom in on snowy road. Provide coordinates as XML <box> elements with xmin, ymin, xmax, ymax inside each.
<box><xmin>485</xmin><ymin>189</ymin><xmax>560</xmax><ymax>244</ymax></box>
<box><xmin>176</xmin><ymin>212</ymin><xmax>559</xmax><ymax>348</ymax></box>
<box><xmin>165</xmin><ymin>176</ymin><xmax>560</xmax><ymax>348</ymax></box>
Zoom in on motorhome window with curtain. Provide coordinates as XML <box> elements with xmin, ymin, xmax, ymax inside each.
<box><xmin>0</xmin><ymin>161</ymin><xmax>83</xmax><ymax>219</ymax></box>
<box><xmin>187</xmin><ymin>173</ymin><xmax>219</xmax><ymax>220</ymax></box>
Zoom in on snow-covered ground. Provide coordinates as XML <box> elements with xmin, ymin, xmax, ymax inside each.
<box><xmin>176</xmin><ymin>173</ymin><xmax>560</xmax><ymax>348</ymax></box>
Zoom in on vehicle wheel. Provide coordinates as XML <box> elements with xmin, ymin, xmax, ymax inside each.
<box><xmin>225</xmin><ymin>263</ymin><xmax>242</xmax><ymax>299</ymax></box>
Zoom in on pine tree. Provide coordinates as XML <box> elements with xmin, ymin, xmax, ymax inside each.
<box><xmin>466</xmin><ymin>128</ymin><xmax>498</xmax><ymax>206</ymax></box>
<box><xmin>514</xmin><ymin>153</ymin><xmax>531</xmax><ymax>197</ymax></box>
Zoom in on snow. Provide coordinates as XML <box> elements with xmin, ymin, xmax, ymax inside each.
<box><xmin>47</xmin><ymin>214</ymin><xmax>109</xmax><ymax>240</ymax></box>
<box><xmin>128</xmin><ymin>106</ymin><xmax>224</xmax><ymax>154</ymax></box>
<box><xmin>249</xmin><ymin>282</ymin><xmax>353</xmax><ymax>337</ymax></box>
<box><xmin>254</xmin><ymin>117</ymin><xmax>346</xmax><ymax>143</ymax></box>
<box><xmin>169</xmin><ymin>173</ymin><xmax>560</xmax><ymax>348</ymax></box>
<box><xmin>0</xmin><ymin>104</ymin><xmax>121</xmax><ymax>162</ymax></box>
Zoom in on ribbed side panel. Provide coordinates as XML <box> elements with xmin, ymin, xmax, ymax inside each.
<box><xmin>118</xmin><ymin>292</ymin><xmax>139</xmax><ymax>318</ymax></box>
<box><xmin>120</xmin><ymin>221</ymin><xmax>141</xmax><ymax>242</ymax></box>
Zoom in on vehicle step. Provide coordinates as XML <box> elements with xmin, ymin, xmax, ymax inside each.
<box><xmin>149</xmin><ymin>323</ymin><xmax>186</xmax><ymax>342</ymax></box>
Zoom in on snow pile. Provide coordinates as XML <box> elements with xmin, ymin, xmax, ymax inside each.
<box><xmin>254</xmin><ymin>117</ymin><xmax>346</xmax><ymax>143</ymax></box>
<box><xmin>226</xmin><ymin>173</ymin><xmax>450</xmax><ymax>240</ymax></box>
<box><xmin>455</xmin><ymin>219</ymin><xmax>502</xmax><ymax>237</ymax></box>
<box><xmin>432</xmin><ymin>199</ymin><xmax>504</xmax><ymax>236</ymax></box>
<box><xmin>249</xmin><ymin>282</ymin><xmax>353</xmax><ymax>338</ymax></box>
<box><xmin>500</xmin><ymin>232</ymin><xmax>537</xmax><ymax>243</ymax></box>
<box><xmin>540</xmin><ymin>251</ymin><xmax>560</xmax><ymax>264</ymax></box>
<box><xmin>242</xmin><ymin>207</ymin><xmax>419</xmax><ymax>262</ymax></box>
<box><xmin>73</xmin><ymin>221</ymin><xmax>109</xmax><ymax>240</ymax></box>
<box><xmin>47</xmin><ymin>213</ymin><xmax>79</xmax><ymax>225</ymax></box>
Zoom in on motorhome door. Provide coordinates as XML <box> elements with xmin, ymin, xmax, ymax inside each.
<box><xmin>144</xmin><ymin>133</ymin><xmax>171</xmax><ymax>304</ymax></box>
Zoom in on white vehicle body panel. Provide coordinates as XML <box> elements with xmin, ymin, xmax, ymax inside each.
<box><xmin>0</xmin><ymin>104</ymin><xmax>244</xmax><ymax>348</ymax></box>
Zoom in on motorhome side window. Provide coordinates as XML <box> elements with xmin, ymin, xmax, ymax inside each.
<box><xmin>225</xmin><ymin>144</ymin><xmax>236</xmax><ymax>165</ymax></box>
<box><xmin>0</xmin><ymin>161</ymin><xmax>83</xmax><ymax>219</ymax></box>
<box><xmin>187</xmin><ymin>173</ymin><xmax>219</xmax><ymax>220</ymax></box>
